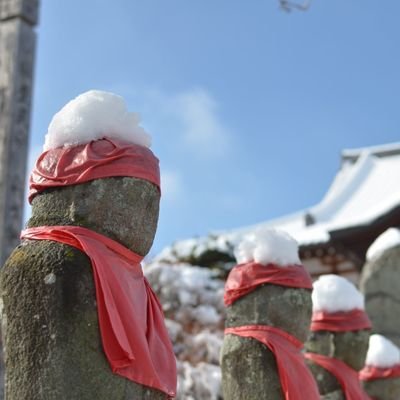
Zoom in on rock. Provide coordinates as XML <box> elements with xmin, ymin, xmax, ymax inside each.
<box><xmin>360</xmin><ymin>245</ymin><xmax>400</xmax><ymax>347</ymax></box>
<box><xmin>221</xmin><ymin>283</ymin><xmax>312</xmax><ymax>400</ymax></box>
<box><xmin>362</xmin><ymin>377</ymin><xmax>400</xmax><ymax>400</ymax></box>
<box><xmin>305</xmin><ymin>329</ymin><xmax>370</xmax><ymax>396</ymax></box>
<box><xmin>1</xmin><ymin>177</ymin><xmax>166</xmax><ymax>400</ymax></box>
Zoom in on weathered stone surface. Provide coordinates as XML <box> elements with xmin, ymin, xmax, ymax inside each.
<box><xmin>360</xmin><ymin>245</ymin><xmax>400</xmax><ymax>347</ymax></box>
<box><xmin>362</xmin><ymin>377</ymin><xmax>400</xmax><ymax>400</ymax></box>
<box><xmin>1</xmin><ymin>177</ymin><xmax>166</xmax><ymax>399</ymax></box>
<box><xmin>28</xmin><ymin>177</ymin><xmax>160</xmax><ymax>255</ymax></box>
<box><xmin>221</xmin><ymin>284</ymin><xmax>312</xmax><ymax>400</ymax></box>
<box><xmin>320</xmin><ymin>389</ymin><xmax>345</xmax><ymax>400</ymax></box>
<box><xmin>305</xmin><ymin>329</ymin><xmax>370</xmax><ymax>396</ymax></box>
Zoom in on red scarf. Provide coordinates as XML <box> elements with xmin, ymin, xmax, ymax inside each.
<box><xmin>29</xmin><ymin>137</ymin><xmax>160</xmax><ymax>203</ymax></box>
<box><xmin>224</xmin><ymin>261</ymin><xmax>313</xmax><ymax>306</ymax></box>
<box><xmin>311</xmin><ymin>309</ymin><xmax>372</xmax><ymax>332</ymax></box>
<box><xmin>21</xmin><ymin>226</ymin><xmax>176</xmax><ymax>398</ymax></box>
<box><xmin>360</xmin><ymin>364</ymin><xmax>400</xmax><ymax>381</ymax></box>
<box><xmin>304</xmin><ymin>352</ymin><xmax>371</xmax><ymax>400</ymax></box>
<box><xmin>225</xmin><ymin>325</ymin><xmax>320</xmax><ymax>400</ymax></box>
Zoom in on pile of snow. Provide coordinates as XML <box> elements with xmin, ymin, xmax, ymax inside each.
<box><xmin>155</xmin><ymin>235</ymin><xmax>234</xmax><ymax>266</ymax></box>
<box><xmin>312</xmin><ymin>274</ymin><xmax>365</xmax><ymax>313</ymax></box>
<box><xmin>144</xmin><ymin>261</ymin><xmax>225</xmax><ymax>399</ymax></box>
<box><xmin>366</xmin><ymin>228</ymin><xmax>400</xmax><ymax>262</ymax></box>
<box><xmin>234</xmin><ymin>228</ymin><xmax>300</xmax><ymax>266</ymax></box>
<box><xmin>177</xmin><ymin>362</ymin><xmax>222</xmax><ymax>400</ymax></box>
<box><xmin>44</xmin><ymin>90</ymin><xmax>151</xmax><ymax>150</ymax></box>
<box><xmin>365</xmin><ymin>334</ymin><xmax>400</xmax><ymax>368</ymax></box>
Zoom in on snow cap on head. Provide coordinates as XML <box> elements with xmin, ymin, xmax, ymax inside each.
<box><xmin>44</xmin><ymin>90</ymin><xmax>151</xmax><ymax>150</ymax></box>
<box><xmin>310</xmin><ymin>274</ymin><xmax>371</xmax><ymax>332</ymax></box>
<box><xmin>312</xmin><ymin>274</ymin><xmax>364</xmax><ymax>313</ymax></box>
<box><xmin>225</xmin><ymin>229</ymin><xmax>312</xmax><ymax>306</ymax></box>
<box><xmin>366</xmin><ymin>228</ymin><xmax>400</xmax><ymax>262</ymax></box>
<box><xmin>365</xmin><ymin>335</ymin><xmax>400</xmax><ymax>368</ymax></box>
<box><xmin>234</xmin><ymin>228</ymin><xmax>301</xmax><ymax>267</ymax></box>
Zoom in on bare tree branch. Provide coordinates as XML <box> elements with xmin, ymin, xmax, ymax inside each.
<box><xmin>279</xmin><ymin>0</ymin><xmax>312</xmax><ymax>12</ymax></box>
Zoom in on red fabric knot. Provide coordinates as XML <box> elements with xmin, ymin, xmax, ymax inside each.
<box><xmin>21</xmin><ymin>226</ymin><xmax>177</xmax><ymax>397</ymax></box>
<box><xmin>359</xmin><ymin>364</ymin><xmax>400</xmax><ymax>381</ymax></box>
<box><xmin>311</xmin><ymin>309</ymin><xmax>372</xmax><ymax>332</ymax></box>
<box><xmin>304</xmin><ymin>352</ymin><xmax>372</xmax><ymax>400</ymax></box>
<box><xmin>224</xmin><ymin>261</ymin><xmax>313</xmax><ymax>306</ymax></box>
<box><xmin>29</xmin><ymin>137</ymin><xmax>160</xmax><ymax>203</ymax></box>
<box><xmin>225</xmin><ymin>325</ymin><xmax>320</xmax><ymax>400</ymax></box>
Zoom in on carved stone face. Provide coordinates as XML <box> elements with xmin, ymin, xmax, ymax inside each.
<box><xmin>30</xmin><ymin>176</ymin><xmax>160</xmax><ymax>255</ymax></box>
<box><xmin>225</xmin><ymin>284</ymin><xmax>313</xmax><ymax>342</ymax></box>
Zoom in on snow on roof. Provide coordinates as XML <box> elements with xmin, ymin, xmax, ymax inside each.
<box><xmin>44</xmin><ymin>90</ymin><xmax>151</xmax><ymax>150</ymax></box>
<box><xmin>312</xmin><ymin>274</ymin><xmax>365</xmax><ymax>313</ymax></box>
<box><xmin>365</xmin><ymin>334</ymin><xmax>400</xmax><ymax>368</ymax></box>
<box><xmin>366</xmin><ymin>228</ymin><xmax>400</xmax><ymax>262</ymax></box>
<box><xmin>234</xmin><ymin>228</ymin><xmax>300</xmax><ymax>266</ymax></box>
<box><xmin>219</xmin><ymin>142</ymin><xmax>400</xmax><ymax>247</ymax></box>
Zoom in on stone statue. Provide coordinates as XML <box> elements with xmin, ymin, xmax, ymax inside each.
<box><xmin>220</xmin><ymin>229</ymin><xmax>319</xmax><ymax>400</ymax></box>
<box><xmin>304</xmin><ymin>274</ymin><xmax>371</xmax><ymax>399</ymax></box>
<box><xmin>0</xmin><ymin>137</ymin><xmax>175</xmax><ymax>400</ymax></box>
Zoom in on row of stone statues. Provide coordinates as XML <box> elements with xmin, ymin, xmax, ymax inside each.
<box><xmin>221</xmin><ymin>234</ymin><xmax>400</xmax><ymax>400</ymax></box>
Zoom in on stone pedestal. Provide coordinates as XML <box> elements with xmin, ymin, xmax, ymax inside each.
<box><xmin>221</xmin><ymin>283</ymin><xmax>312</xmax><ymax>399</ymax></box>
<box><xmin>1</xmin><ymin>177</ymin><xmax>167</xmax><ymax>400</ymax></box>
<box><xmin>360</xmin><ymin>245</ymin><xmax>400</xmax><ymax>347</ymax></box>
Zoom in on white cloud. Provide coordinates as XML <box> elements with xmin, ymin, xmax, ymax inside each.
<box><xmin>161</xmin><ymin>169</ymin><xmax>184</xmax><ymax>203</ymax></box>
<box><xmin>173</xmin><ymin>88</ymin><xmax>231</xmax><ymax>157</ymax></box>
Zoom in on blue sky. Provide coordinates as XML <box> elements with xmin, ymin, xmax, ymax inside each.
<box><xmin>28</xmin><ymin>0</ymin><xmax>400</xmax><ymax>255</ymax></box>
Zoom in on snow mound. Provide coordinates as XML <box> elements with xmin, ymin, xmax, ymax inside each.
<box><xmin>234</xmin><ymin>228</ymin><xmax>300</xmax><ymax>266</ymax></box>
<box><xmin>312</xmin><ymin>274</ymin><xmax>365</xmax><ymax>313</ymax></box>
<box><xmin>144</xmin><ymin>261</ymin><xmax>225</xmax><ymax>400</ymax></box>
<box><xmin>365</xmin><ymin>334</ymin><xmax>400</xmax><ymax>368</ymax></box>
<box><xmin>44</xmin><ymin>90</ymin><xmax>151</xmax><ymax>150</ymax></box>
<box><xmin>366</xmin><ymin>228</ymin><xmax>400</xmax><ymax>262</ymax></box>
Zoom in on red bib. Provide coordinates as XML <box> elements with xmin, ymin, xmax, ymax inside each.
<box><xmin>304</xmin><ymin>352</ymin><xmax>371</xmax><ymax>400</ymax></box>
<box><xmin>225</xmin><ymin>325</ymin><xmax>320</xmax><ymax>400</ymax></box>
<box><xmin>360</xmin><ymin>364</ymin><xmax>400</xmax><ymax>381</ymax></box>
<box><xmin>311</xmin><ymin>309</ymin><xmax>372</xmax><ymax>332</ymax></box>
<box><xmin>224</xmin><ymin>261</ymin><xmax>313</xmax><ymax>306</ymax></box>
<box><xmin>29</xmin><ymin>137</ymin><xmax>160</xmax><ymax>203</ymax></box>
<box><xmin>21</xmin><ymin>226</ymin><xmax>176</xmax><ymax>397</ymax></box>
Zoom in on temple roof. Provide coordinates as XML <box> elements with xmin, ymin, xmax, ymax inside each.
<box><xmin>222</xmin><ymin>142</ymin><xmax>400</xmax><ymax>247</ymax></box>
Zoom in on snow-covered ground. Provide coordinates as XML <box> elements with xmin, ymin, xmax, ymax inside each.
<box><xmin>144</xmin><ymin>262</ymin><xmax>225</xmax><ymax>399</ymax></box>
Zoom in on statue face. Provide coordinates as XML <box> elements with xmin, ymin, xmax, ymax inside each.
<box><xmin>226</xmin><ymin>284</ymin><xmax>313</xmax><ymax>342</ymax></box>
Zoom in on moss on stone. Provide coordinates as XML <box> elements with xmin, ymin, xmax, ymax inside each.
<box><xmin>1</xmin><ymin>176</ymin><xmax>166</xmax><ymax>399</ymax></box>
<box><xmin>1</xmin><ymin>240</ymin><xmax>166</xmax><ymax>400</ymax></box>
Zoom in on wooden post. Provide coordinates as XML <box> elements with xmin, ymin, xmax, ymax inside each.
<box><xmin>0</xmin><ymin>0</ymin><xmax>39</xmax><ymax>265</ymax></box>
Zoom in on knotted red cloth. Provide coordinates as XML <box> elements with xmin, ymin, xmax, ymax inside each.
<box><xmin>224</xmin><ymin>261</ymin><xmax>313</xmax><ymax>306</ymax></box>
<box><xmin>304</xmin><ymin>352</ymin><xmax>371</xmax><ymax>400</ymax></box>
<box><xmin>311</xmin><ymin>309</ymin><xmax>372</xmax><ymax>332</ymax></box>
<box><xmin>21</xmin><ymin>226</ymin><xmax>177</xmax><ymax>398</ymax></box>
<box><xmin>29</xmin><ymin>137</ymin><xmax>160</xmax><ymax>203</ymax></box>
<box><xmin>225</xmin><ymin>325</ymin><xmax>320</xmax><ymax>400</ymax></box>
<box><xmin>360</xmin><ymin>364</ymin><xmax>400</xmax><ymax>381</ymax></box>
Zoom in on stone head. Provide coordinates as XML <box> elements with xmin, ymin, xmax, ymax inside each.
<box><xmin>305</xmin><ymin>328</ymin><xmax>370</xmax><ymax>370</ymax></box>
<box><xmin>225</xmin><ymin>283</ymin><xmax>313</xmax><ymax>342</ymax></box>
<box><xmin>29</xmin><ymin>176</ymin><xmax>160</xmax><ymax>256</ymax></box>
